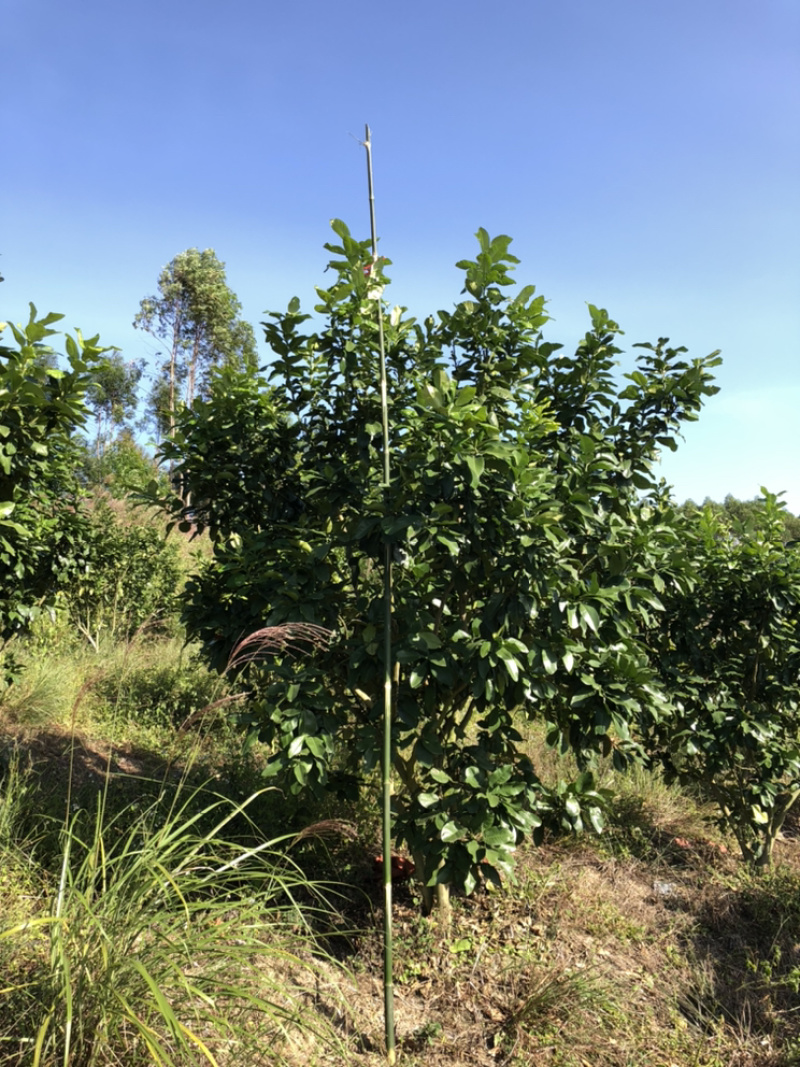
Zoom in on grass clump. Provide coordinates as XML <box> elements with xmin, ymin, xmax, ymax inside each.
<box><xmin>92</xmin><ymin>641</ymin><xmax>229</xmax><ymax>733</ymax></box>
<box><xmin>0</xmin><ymin>761</ymin><xmax>347</xmax><ymax>1067</ymax></box>
<box><xmin>0</xmin><ymin>652</ymin><xmax>88</xmax><ymax>729</ymax></box>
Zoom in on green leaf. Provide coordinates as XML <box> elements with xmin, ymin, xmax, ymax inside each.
<box><xmin>464</xmin><ymin>766</ymin><xmax>482</xmax><ymax>789</ymax></box>
<box><xmin>440</xmin><ymin>820</ymin><xmax>463</xmax><ymax>842</ymax></box>
<box><xmin>416</xmin><ymin>632</ymin><xmax>443</xmax><ymax>650</ymax></box>
<box><xmin>329</xmin><ymin>218</ymin><xmax>351</xmax><ymax>240</ymax></box>
<box><xmin>450</xmin><ymin>937</ymin><xmax>473</xmax><ymax>953</ymax></box>
<box><xmin>436</xmin><ymin>533</ymin><xmax>460</xmax><ymax>556</ymax></box>
<box><xmin>587</xmin><ymin>806</ymin><xmax>605</xmax><ymax>834</ymax></box>
<box><xmin>579</xmin><ymin>604</ymin><xmax>600</xmax><ymax>634</ymax></box>
<box><xmin>482</xmin><ymin>824</ymin><xmax>516</xmax><ymax>849</ymax></box>
<box><xmin>287</xmin><ymin>736</ymin><xmax>305</xmax><ymax>758</ymax></box>
<box><xmin>465</xmin><ymin>455</ymin><xmax>484</xmax><ymax>488</ymax></box>
<box><xmin>541</xmin><ymin>648</ymin><xmax>558</xmax><ymax>675</ymax></box>
<box><xmin>503</xmin><ymin>657</ymin><xmax>520</xmax><ymax>682</ymax></box>
<box><xmin>564</xmin><ymin>797</ymin><xmax>581</xmax><ymax>819</ymax></box>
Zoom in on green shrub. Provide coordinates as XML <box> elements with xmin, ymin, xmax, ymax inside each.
<box><xmin>65</xmin><ymin>497</ymin><xmax>182</xmax><ymax>649</ymax></box>
<box><xmin>645</xmin><ymin>492</ymin><xmax>800</xmax><ymax>866</ymax></box>
<box><xmin>0</xmin><ymin>306</ymin><xmax>110</xmax><ymax>643</ymax></box>
<box><xmin>155</xmin><ymin>222</ymin><xmax>720</xmax><ymax>910</ymax></box>
<box><xmin>94</xmin><ymin>653</ymin><xmax>227</xmax><ymax>731</ymax></box>
<box><xmin>78</xmin><ymin>429</ymin><xmax>167</xmax><ymax>496</ymax></box>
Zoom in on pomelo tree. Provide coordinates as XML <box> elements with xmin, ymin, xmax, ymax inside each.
<box><xmin>157</xmin><ymin>223</ymin><xmax>719</xmax><ymax>910</ymax></box>
<box><xmin>643</xmin><ymin>491</ymin><xmax>800</xmax><ymax>866</ymax></box>
<box><xmin>0</xmin><ymin>305</ymin><xmax>107</xmax><ymax>644</ymax></box>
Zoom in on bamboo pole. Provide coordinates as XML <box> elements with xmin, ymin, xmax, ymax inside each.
<box><xmin>362</xmin><ymin>123</ymin><xmax>396</xmax><ymax>1064</ymax></box>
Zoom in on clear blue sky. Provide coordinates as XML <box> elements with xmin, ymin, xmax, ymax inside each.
<box><xmin>4</xmin><ymin>0</ymin><xmax>799</xmax><ymax>510</ymax></box>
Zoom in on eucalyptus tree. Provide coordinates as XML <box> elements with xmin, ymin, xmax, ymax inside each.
<box><xmin>134</xmin><ymin>248</ymin><xmax>257</xmax><ymax>446</ymax></box>
<box><xmin>86</xmin><ymin>352</ymin><xmax>144</xmax><ymax>458</ymax></box>
<box><xmin>155</xmin><ymin>222</ymin><xmax>720</xmax><ymax>911</ymax></box>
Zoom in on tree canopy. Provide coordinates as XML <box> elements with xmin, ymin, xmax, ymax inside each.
<box><xmin>644</xmin><ymin>491</ymin><xmax>800</xmax><ymax>865</ymax></box>
<box><xmin>86</xmin><ymin>352</ymin><xmax>144</xmax><ymax>457</ymax></box>
<box><xmin>680</xmin><ymin>493</ymin><xmax>800</xmax><ymax>543</ymax></box>
<box><xmin>152</xmin><ymin>222</ymin><xmax>722</xmax><ymax>905</ymax></box>
<box><xmin>134</xmin><ymin>248</ymin><xmax>257</xmax><ymax>444</ymax></box>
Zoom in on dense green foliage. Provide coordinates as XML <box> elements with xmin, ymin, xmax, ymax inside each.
<box><xmin>0</xmin><ymin>306</ymin><xmax>108</xmax><ymax>642</ymax></box>
<box><xmin>0</xmin><ymin>305</ymin><xmax>182</xmax><ymax>660</ymax></box>
<box><xmin>645</xmin><ymin>490</ymin><xmax>800</xmax><ymax>865</ymax></box>
<box><xmin>155</xmin><ymin>223</ymin><xmax>722</xmax><ymax>900</ymax></box>
<box><xmin>66</xmin><ymin>497</ymin><xmax>182</xmax><ymax>649</ymax></box>
<box><xmin>158</xmin><ymin>362</ymin><xmax>292</xmax><ymax>540</ymax></box>
<box><xmin>6</xmin><ymin>226</ymin><xmax>800</xmax><ymax>1064</ymax></box>
<box><xmin>77</xmin><ymin>429</ymin><xmax>166</xmax><ymax>496</ymax></box>
<box><xmin>680</xmin><ymin>492</ymin><xmax>800</xmax><ymax>543</ymax></box>
<box><xmin>9</xmin><ymin>228</ymin><xmax>798</xmax><ymax>896</ymax></box>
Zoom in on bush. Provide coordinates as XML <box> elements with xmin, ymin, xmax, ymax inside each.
<box><xmin>95</xmin><ymin>653</ymin><xmax>227</xmax><ymax>731</ymax></box>
<box><xmin>0</xmin><ymin>305</ymin><xmax>110</xmax><ymax>643</ymax></box>
<box><xmin>78</xmin><ymin>430</ymin><xmax>167</xmax><ymax>496</ymax></box>
<box><xmin>65</xmin><ymin>497</ymin><xmax>182</xmax><ymax>649</ymax></box>
<box><xmin>644</xmin><ymin>491</ymin><xmax>800</xmax><ymax>866</ymax></box>
<box><xmin>154</xmin><ymin>222</ymin><xmax>720</xmax><ymax>910</ymax></box>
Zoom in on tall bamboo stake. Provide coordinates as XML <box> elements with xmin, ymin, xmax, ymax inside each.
<box><xmin>362</xmin><ymin>123</ymin><xmax>395</xmax><ymax>1064</ymax></box>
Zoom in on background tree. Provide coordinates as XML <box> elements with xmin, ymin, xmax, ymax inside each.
<box><xmin>86</xmin><ymin>352</ymin><xmax>144</xmax><ymax>459</ymax></box>
<box><xmin>155</xmin><ymin>223</ymin><xmax>720</xmax><ymax>911</ymax></box>
<box><xmin>156</xmin><ymin>361</ymin><xmax>291</xmax><ymax>541</ymax></box>
<box><xmin>67</xmin><ymin>496</ymin><xmax>181</xmax><ymax>649</ymax></box>
<box><xmin>77</xmin><ymin>429</ymin><xmax>165</xmax><ymax>497</ymax></box>
<box><xmin>643</xmin><ymin>491</ymin><xmax>800</xmax><ymax>866</ymax></box>
<box><xmin>134</xmin><ymin>248</ymin><xmax>258</xmax><ymax>447</ymax></box>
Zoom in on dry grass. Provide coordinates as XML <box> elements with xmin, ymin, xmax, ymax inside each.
<box><xmin>289</xmin><ymin>837</ymin><xmax>800</xmax><ymax>1067</ymax></box>
<box><xmin>273</xmin><ymin>748</ymin><xmax>800</xmax><ymax>1067</ymax></box>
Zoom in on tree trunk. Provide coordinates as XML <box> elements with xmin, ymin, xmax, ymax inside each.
<box><xmin>412</xmin><ymin>851</ymin><xmax>452</xmax><ymax>923</ymax></box>
<box><xmin>436</xmin><ymin>882</ymin><xmax>452</xmax><ymax>926</ymax></box>
<box><xmin>186</xmin><ymin>327</ymin><xmax>200</xmax><ymax>407</ymax></box>
<box><xmin>167</xmin><ymin>305</ymin><xmax>181</xmax><ymax>474</ymax></box>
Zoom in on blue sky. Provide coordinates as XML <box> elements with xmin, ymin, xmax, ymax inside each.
<box><xmin>4</xmin><ymin>0</ymin><xmax>799</xmax><ymax>510</ymax></box>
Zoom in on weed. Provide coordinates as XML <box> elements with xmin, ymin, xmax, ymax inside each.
<box><xmin>0</xmin><ymin>653</ymin><xmax>87</xmax><ymax>728</ymax></box>
<box><xmin>0</xmin><ymin>779</ymin><xmax>347</xmax><ymax>1066</ymax></box>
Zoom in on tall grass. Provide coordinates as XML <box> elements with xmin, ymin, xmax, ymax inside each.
<box><xmin>0</xmin><ymin>769</ymin><xmax>347</xmax><ymax>1067</ymax></box>
<box><xmin>0</xmin><ymin>654</ymin><xmax>87</xmax><ymax>729</ymax></box>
